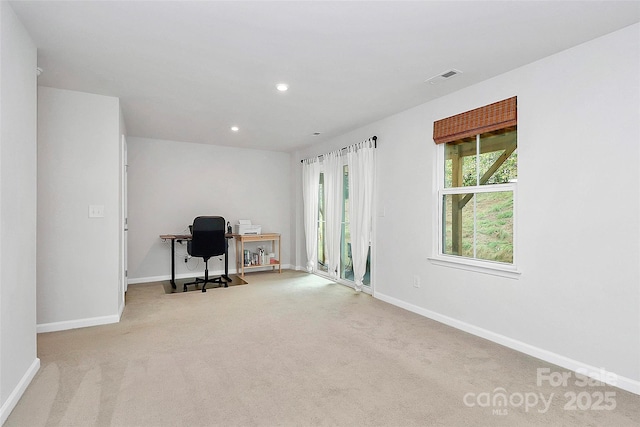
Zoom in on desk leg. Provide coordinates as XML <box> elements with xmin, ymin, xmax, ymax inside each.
<box><xmin>170</xmin><ymin>238</ymin><xmax>176</xmax><ymax>289</ymax></box>
<box><xmin>222</xmin><ymin>240</ymin><xmax>231</xmax><ymax>282</ymax></box>
<box><xmin>235</xmin><ymin>238</ymin><xmax>240</xmax><ymax>277</ymax></box>
<box><xmin>272</xmin><ymin>240</ymin><xmax>276</xmax><ymax>273</ymax></box>
<box><xmin>241</xmin><ymin>240</ymin><xmax>245</xmax><ymax>278</ymax></box>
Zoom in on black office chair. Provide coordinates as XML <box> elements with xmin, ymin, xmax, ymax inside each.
<box><xmin>183</xmin><ymin>216</ymin><xmax>229</xmax><ymax>292</ymax></box>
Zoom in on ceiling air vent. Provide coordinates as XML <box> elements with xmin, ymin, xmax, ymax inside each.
<box><xmin>425</xmin><ymin>69</ymin><xmax>462</xmax><ymax>85</ymax></box>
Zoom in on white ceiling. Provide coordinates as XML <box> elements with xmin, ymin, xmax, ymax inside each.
<box><xmin>9</xmin><ymin>1</ymin><xmax>640</xmax><ymax>152</ymax></box>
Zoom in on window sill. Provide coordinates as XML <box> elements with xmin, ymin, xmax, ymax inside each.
<box><xmin>428</xmin><ymin>256</ymin><xmax>521</xmax><ymax>279</ymax></box>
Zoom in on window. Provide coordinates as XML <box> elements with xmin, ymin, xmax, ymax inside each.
<box><xmin>441</xmin><ymin>127</ymin><xmax>517</xmax><ymax>263</ymax></box>
<box><xmin>433</xmin><ymin>97</ymin><xmax>518</xmax><ymax>274</ymax></box>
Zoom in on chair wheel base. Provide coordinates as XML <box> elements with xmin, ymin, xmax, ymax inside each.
<box><xmin>182</xmin><ymin>276</ymin><xmax>228</xmax><ymax>293</ymax></box>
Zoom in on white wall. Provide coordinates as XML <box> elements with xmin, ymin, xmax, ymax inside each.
<box><xmin>37</xmin><ymin>87</ymin><xmax>122</xmax><ymax>331</ymax></box>
<box><xmin>295</xmin><ymin>24</ymin><xmax>640</xmax><ymax>392</ymax></box>
<box><xmin>127</xmin><ymin>137</ymin><xmax>291</xmax><ymax>282</ymax></box>
<box><xmin>0</xmin><ymin>1</ymin><xmax>38</xmax><ymax>423</ymax></box>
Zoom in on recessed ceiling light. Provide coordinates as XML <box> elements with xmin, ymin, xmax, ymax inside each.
<box><xmin>276</xmin><ymin>83</ymin><xmax>289</xmax><ymax>92</ymax></box>
<box><xmin>231</xmin><ymin>126</ymin><xmax>239</xmax><ymax>132</ymax></box>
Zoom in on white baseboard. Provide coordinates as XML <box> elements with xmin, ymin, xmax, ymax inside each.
<box><xmin>374</xmin><ymin>291</ymin><xmax>640</xmax><ymax>396</ymax></box>
<box><xmin>37</xmin><ymin>314</ymin><xmax>120</xmax><ymax>333</ymax></box>
<box><xmin>128</xmin><ymin>265</ymin><xmax>294</xmax><ymax>285</ymax></box>
<box><xmin>0</xmin><ymin>357</ymin><xmax>40</xmax><ymax>425</ymax></box>
<box><xmin>127</xmin><ymin>268</ymin><xmax>236</xmax><ymax>285</ymax></box>
<box><xmin>127</xmin><ymin>273</ymin><xmax>192</xmax><ymax>285</ymax></box>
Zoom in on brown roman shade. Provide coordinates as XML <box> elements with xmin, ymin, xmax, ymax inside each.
<box><xmin>433</xmin><ymin>96</ymin><xmax>517</xmax><ymax>144</ymax></box>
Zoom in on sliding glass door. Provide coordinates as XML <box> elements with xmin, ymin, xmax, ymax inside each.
<box><xmin>317</xmin><ymin>173</ymin><xmax>327</xmax><ymax>272</ymax></box>
<box><xmin>340</xmin><ymin>165</ymin><xmax>370</xmax><ymax>286</ymax></box>
<box><xmin>317</xmin><ymin>167</ymin><xmax>370</xmax><ymax>287</ymax></box>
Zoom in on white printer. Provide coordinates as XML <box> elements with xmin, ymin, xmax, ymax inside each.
<box><xmin>235</xmin><ymin>219</ymin><xmax>262</xmax><ymax>235</ymax></box>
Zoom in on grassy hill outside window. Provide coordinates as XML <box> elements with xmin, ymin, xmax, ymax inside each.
<box><xmin>432</xmin><ymin>97</ymin><xmax>519</xmax><ymax>276</ymax></box>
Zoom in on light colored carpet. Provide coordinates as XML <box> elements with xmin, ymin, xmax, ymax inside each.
<box><xmin>6</xmin><ymin>271</ymin><xmax>640</xmax><ymax>426</ymax></box>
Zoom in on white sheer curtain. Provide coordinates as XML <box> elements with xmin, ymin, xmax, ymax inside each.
<box><xmin>346</xmin><ymin>139</ymin><xmax>376</xmax><ymax>291</ymax></box>
<box><xmin>323</xmin><ymin>150</ymin><xmax>343</xmax><ymax>280</ymax></box>
<box><xmin>302</xmin><ymin>159</ymin><xmax>321</xmax><ymax>272</ymax></box>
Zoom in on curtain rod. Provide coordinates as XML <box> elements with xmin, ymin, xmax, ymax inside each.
<box><xmin>300</xmin><ymin>136</ymin><xmax>377</xmax><ymax>163</ymax></box>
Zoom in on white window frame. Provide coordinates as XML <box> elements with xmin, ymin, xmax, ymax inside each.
<box><xmin>429</xmin><ymin>136</ymin><xmax>521</xmax><ymax>279</ymax></box>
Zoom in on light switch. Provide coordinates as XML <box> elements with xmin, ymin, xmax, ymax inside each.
<box><xmin>89</xmin><ymin>204</ymin><xmax>105</xmax><ymax>218</ymax></box>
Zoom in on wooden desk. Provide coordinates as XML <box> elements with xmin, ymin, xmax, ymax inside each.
<box><xmin>159</xmin><ymin>233</ymin><xmax>232</xmax><ymax>289</ymax></box>
<box><xmin>232</xmin><ymin>233</ymin><xmax>281</xmax><ymax>279</ymax></box>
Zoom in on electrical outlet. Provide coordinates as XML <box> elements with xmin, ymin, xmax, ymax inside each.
<box><xmin>88</xmin><ymin>204</ymin><xmax>104</xmax><ymax>218</ymax></box>
<box><xmin>413</xmin><ymin>275</ymin><xmax>421</xmax><ymax>288</ymax></box>
<box><xmin>184</xmin><ymin>255</ymin><xmax>189</xmax><ymax>263</ymax></box>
